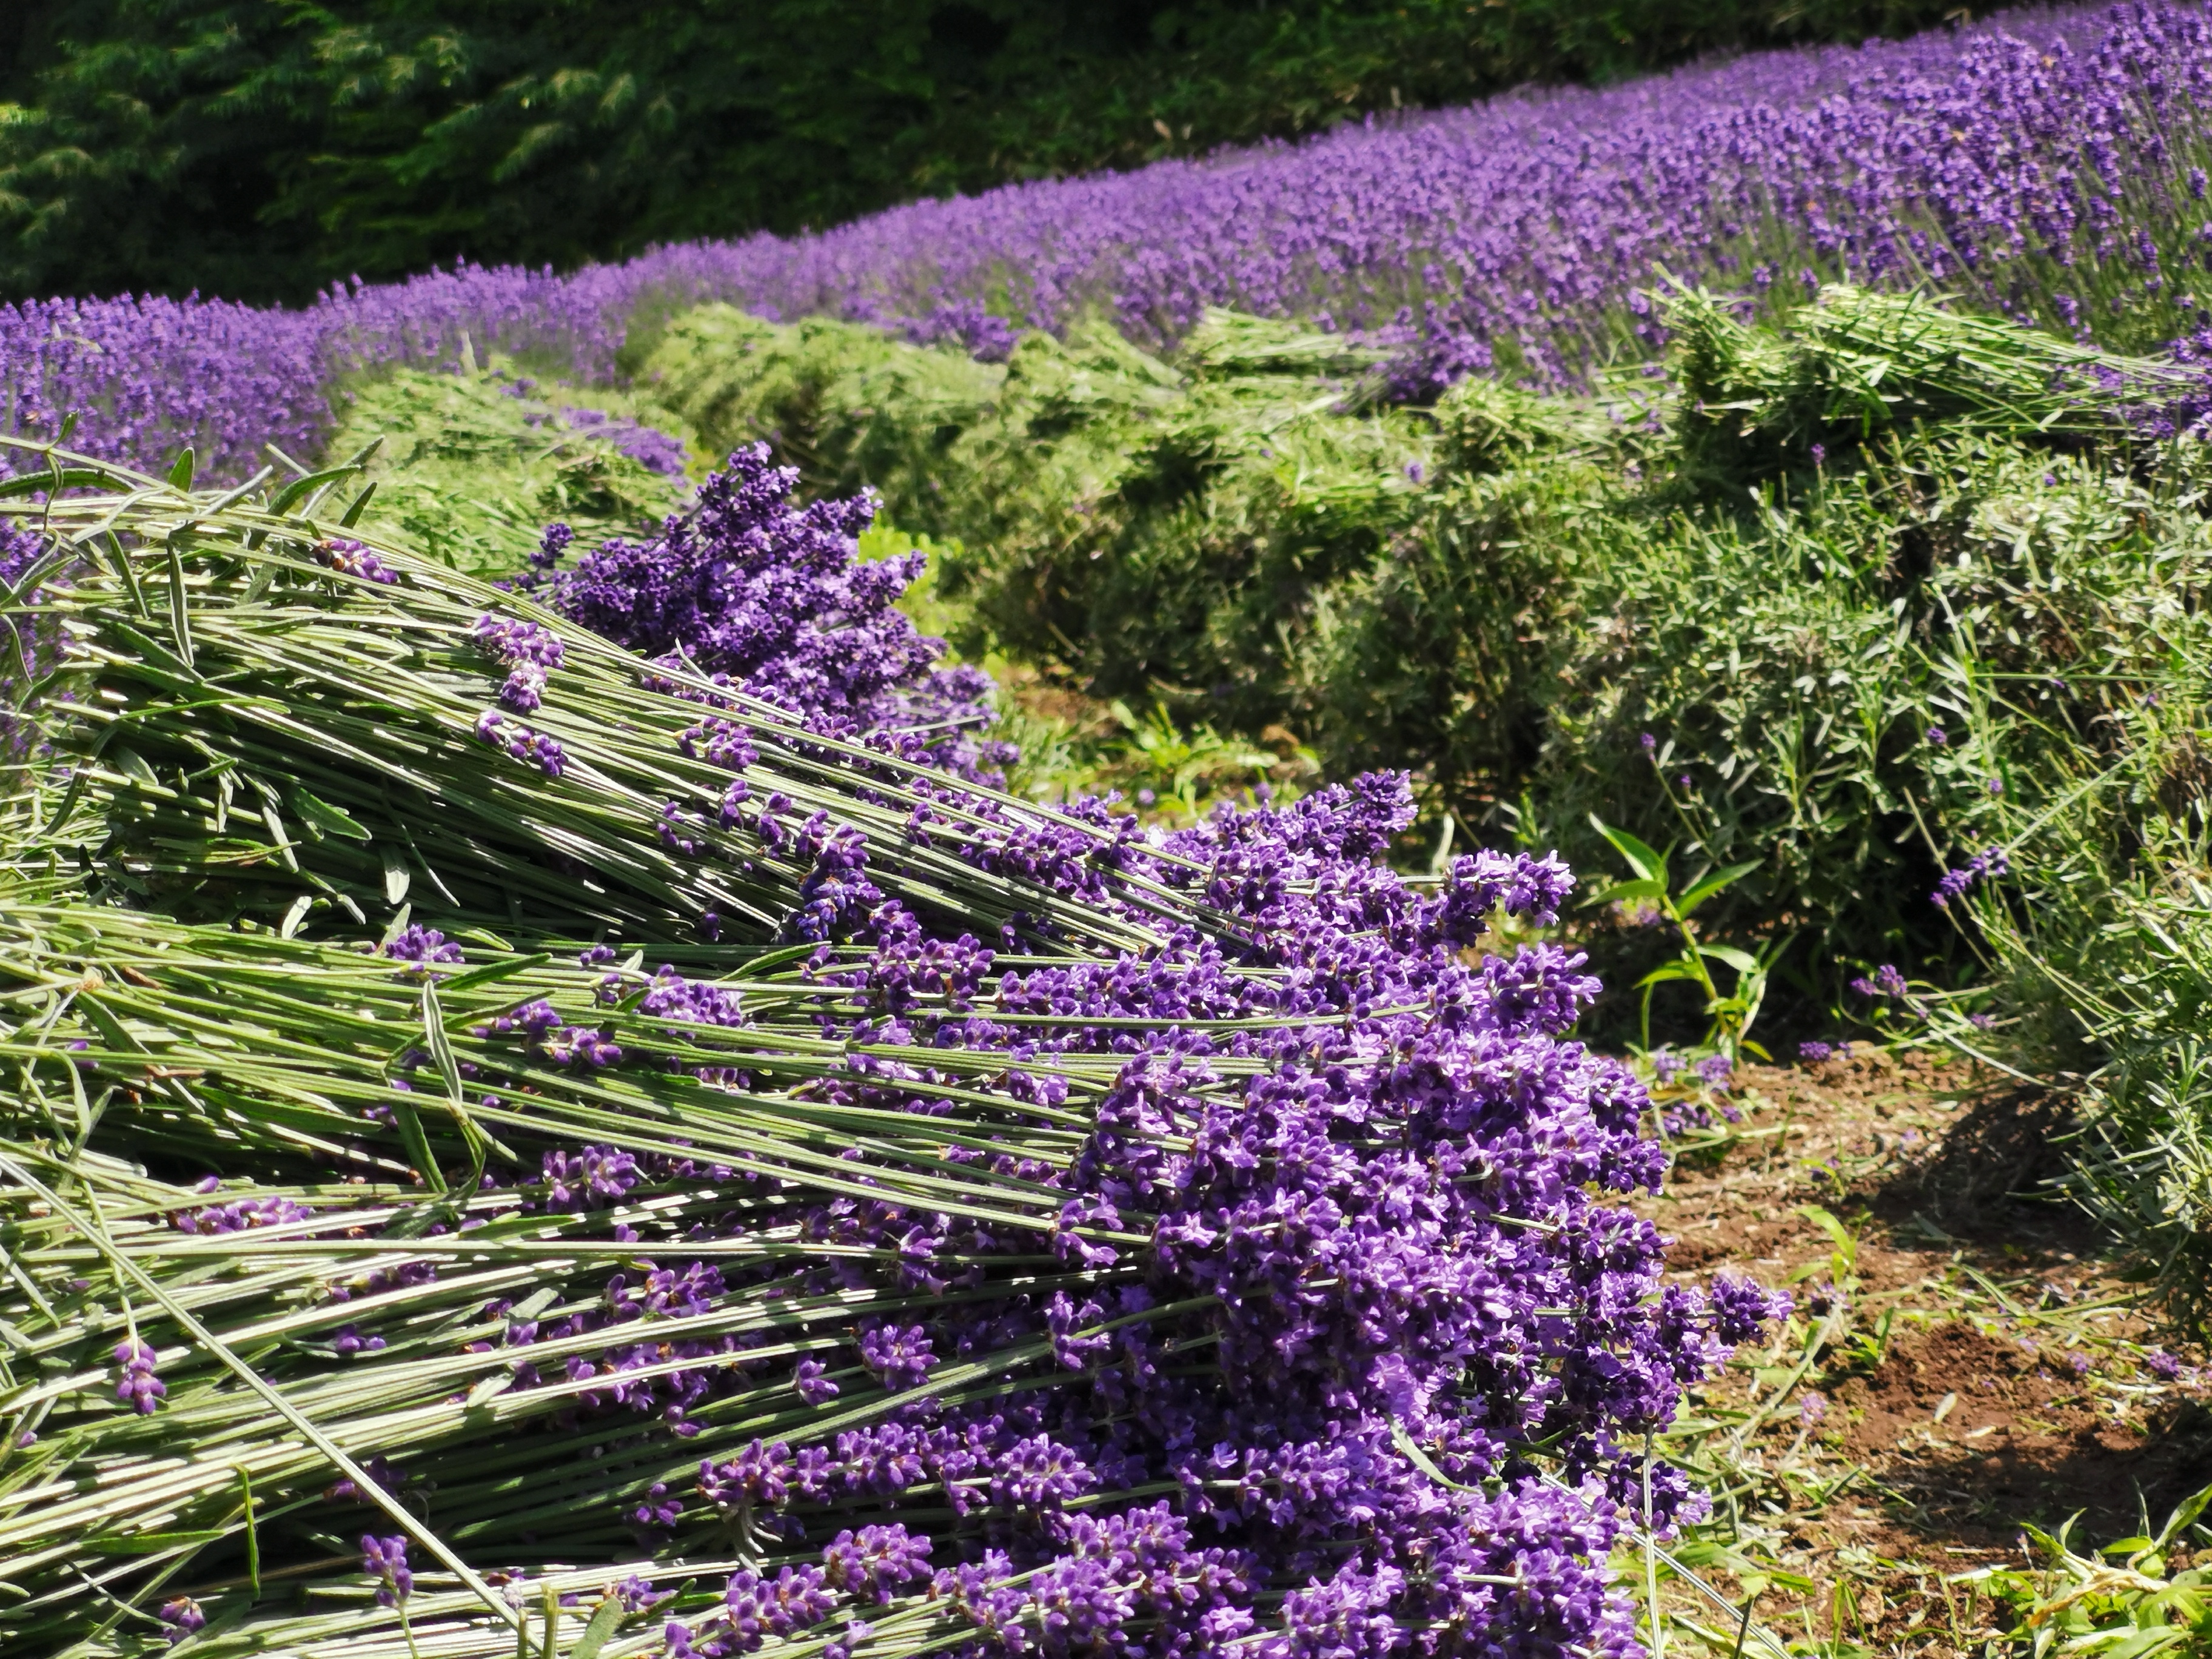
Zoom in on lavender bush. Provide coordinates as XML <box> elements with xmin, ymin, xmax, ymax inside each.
<box><xmin>0</xmin><ymin>447</ymin><xmax>1785</xmax><ymax>1655</ymax></box>
<box><xmin>11</xmin><ymin>2</ymin><xmax>2212</xmax><ymax>483</ymax></box>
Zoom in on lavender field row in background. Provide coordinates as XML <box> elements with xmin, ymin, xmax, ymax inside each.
<box><xmin>7</xmin><ymin>0</ymin><xmax>2211</xmax><ymax>484</ymax></box>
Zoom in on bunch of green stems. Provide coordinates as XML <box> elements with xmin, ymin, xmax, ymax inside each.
<box><xmin>0</xmin><ymin>439</ymin><xmax>1301</xmax><ymax>1655</ymax></box>
<box><xmin>0</xmin><ymin>435</ymin><xmax>1216</xmax><ymax>954</ymax></box>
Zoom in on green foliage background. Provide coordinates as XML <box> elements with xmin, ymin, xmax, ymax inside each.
<box><xmin>2</xmin><ymin>0</ymin><xmax>1966</xmax><ymax>304</ymax></box>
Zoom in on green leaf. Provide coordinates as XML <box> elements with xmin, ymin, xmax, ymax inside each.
<box><xmin>1635</xmin><ymin>962</ymin><xmax>1703</xmax><ymax>990</ymax></box>
<box><xmin>290</xmin><ymin>788</ymin><xmax>372</xmax><ymax>841</ymax></box>
<box><xmin>0</xmin><ymin>468</ymin><xmax>115</xmax><ymax>500</ymax></box>
<box><xmin>1697</xmin><ymin>942</ymin><xmax>1761</xmax><ymax>975</ymax></box>
<box><xmin>269</xmin><ymin>465</ymin><xmax>364</xmax><ymax>518</ymax></box>
<box><xmin>110</xmin><ymin>745</ymin><xmax>163</xmax><ymax>793</ymax></box>
<box><xmin>1588</xmin><ymin>877</ymin><xmax>1666</xmax><ymax>908</ymax></box>
<box><xmin>424</xmin><ymin>982</ymin><xmax>466</xmax><ymax>1106</ymax></box>
<box><xmin>340</xmin><ymin>481</ymin><xmax>377</xmax><ymax>528</ymax></box>
<box><xmin>568</xmin><ymin>1597</ymin><xmax>627</xmax><ymax>1659</ymax></box>
<box><xmin>1587</xmin><ymin>813</ymin><xmax>1668</xmax><ymax>883</ymax></box>
<box><xmin>390</xmin><ymin>1098</ymin><xmax>447</xmax><ymax>1195</ymax></box>
<box><xmin>2158</xmin><ymin>1482</ymin><xmax>2212</xmax><ymax>1549</ymax></box>
<box><xmin>737</xmin><ymin>943</ymin><xmax>823</xmax><ymax>977</ymax></box>
<box><xmin>238</xmin><ymin>1465</ymin><xmax>260</xmax><ymax>1592</ymax></box>
<box><xmin>1678</xmin><ymin>859</ymin><xmax>1761</xmax><ymax>916</ymax></box>
<box><xmin>439</xmin><ymin>953</ymin><xmax>553</xmax><ymax>995</ymax></box>
<box><xmin>166</xmin><ymin>447</ymin><xmax>195</xmax><ymax>490</ymax></box>
<box><xmin>1795</xmin><ymin>1204</ymin><xmax>1854</xmax><ymax>1253</ymax></box>
<box><xmin>83</xmin><ymin>1530</ymin><xmax>227</xmax><ymax>1555</ymax></box>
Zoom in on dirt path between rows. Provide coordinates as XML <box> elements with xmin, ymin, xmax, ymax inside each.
<box><xmin>1638</xmin><ymin>1051</ymin><xmax>2210</xmax><ymax>1656</ymax></box>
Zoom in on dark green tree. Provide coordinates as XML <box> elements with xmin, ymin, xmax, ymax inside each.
<box><xmin>0</xmin><ymin>0</ymin><xmax>1969</xmax><ymax>304</ymax></box>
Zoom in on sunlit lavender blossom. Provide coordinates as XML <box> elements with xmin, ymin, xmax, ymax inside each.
<box><xmin>157</xmin><ymin>1599</ymin><xmax>205</xmax><ymax>1646</ymax></box>
<box><xmin>361</xmin><ymin>1535</ymin><xmax>412</xmax><ymax>1607</ymax></box>
<box><xmin>112</xmin><ymin>1339</ymin><xmax>164</xmax><ymax>1415</ymax></box>
<box><xmin>1932</xmin><ymin>845</ymin><xmax>2011</xmax><ymax>908</ymax></box>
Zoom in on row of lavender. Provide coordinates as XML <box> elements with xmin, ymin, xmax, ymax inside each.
<box><xmin>6</xmin><ymin>1</ymin><xmax>2208</xmax><ymax>484</ymax></box>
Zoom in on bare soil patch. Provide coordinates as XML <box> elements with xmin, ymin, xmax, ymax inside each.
<box><xmin>1639</xmin><ymin>1050</ymin><xmax>2206</xmax><ymax>1655</ymax></box>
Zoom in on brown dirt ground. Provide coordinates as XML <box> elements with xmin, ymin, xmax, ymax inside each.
<box><xmin>1637</xmin><ymin>1049</ymin><xmax>2211</xmax><ymax>1656</ymax></box>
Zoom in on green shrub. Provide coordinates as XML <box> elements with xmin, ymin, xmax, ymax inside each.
<box><xmin>640</xmin><ymin>290</ymin><xmax>2191</xmax><ymax>977</ymax></box>
<box><xmin>640</xmin><ymin>303</ymin><xmax>1438</xmax><ymax>742</ymax></box>
<box><xmin>627</xmin><ymin>306</ymin><xmax>1004</xmax><ymax>515</ymax></box>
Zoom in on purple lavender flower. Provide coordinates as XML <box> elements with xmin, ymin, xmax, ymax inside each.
<box><xmin>1851</xmin><ymin>963</ymin><xmax>1909</xmax><ymax>998</ymax></box>
<box><xmin>1797</xmin><ymin>1040</ymin><xmax>1833</xmax><ymax>1062</ymax></box>
<box><xmin>473</xmin><ymin>710</ymin><xmax>566</xmax><ymax>777</ymax></box>
<box><xmin>615</xmin><ymin>1576</ymin><xmax>671</xmax><ymax>1614</ymax></box>
<box><xmin>474</xmin><ymin>614</ymin><xmax>566</xmax><ymax>712</ymax></box>
<box><xmin>537</xmin><ymin>444</ymin><xmax>1005</xmax><ymax>779</ymax></box>
<box><xmin>559</xmin><ymin>406</ymin><xmax>690</xmax><ymax>477</ymax></box>
<box><xmin>628</xmin><ymin>1483</ymin><xmax>683</xmax><ymax>1540</ymax></box>
<box><xmin>381</xmin><ymin>924</ymin><xmax>464</xmax><ymax>974</ymax></box>
<box><xmin>13</xmin><ymin>4</ymin><xmax>2212</xmax><ymax>488</ymax></box>
<box><xmin>822</xmin><ymin>1523</ymin><xmax>933</xmax><ymax>1604</ymax></box>
<box><xmin>319</xmin><ymin>539</ymin><xmax>398</xmax><ymax>586</ymax></box>
<box><xmin>857</xmin><ymin>1323</ymin><xmax>936</xmax><ymax>1390</ymax></box>
<box><xmin>361</xmin><ymin>1534</ymin><xmax>412</xmax><ymax>1607</ymax></box>
<box><xmin>157</xmin><ymin>1598</ymin><xmax>206</xmax><ymax>1646</ymax></box>
<box><xmin>112</xmin><ymin>1339</ymin><xmax>164</xmax><ymax>1415</ymax></box>
<box><xmin>1710</xmin><ymin>1277</ymin><xmax>1791</xmax><ymax>1343</ymax></box>
<box><xmin>1932</xmin><ymin>845</ymin><xmax>2011</xmax><ymax>908</ymax></box>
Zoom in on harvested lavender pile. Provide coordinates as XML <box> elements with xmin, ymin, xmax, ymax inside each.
<box><xmin>0</xmin><ymin>438</ymin><xmax>1775</xmax><ymax>1658</ymax></box>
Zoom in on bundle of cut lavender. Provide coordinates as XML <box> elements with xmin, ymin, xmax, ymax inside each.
<box><xmin>0</xmin><ymin>438</ymin><xmax>1776</xmax><ymax>1658</ymax></box>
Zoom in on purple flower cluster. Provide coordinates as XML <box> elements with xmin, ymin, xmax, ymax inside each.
<box><xmin>381</xmin><ymin>923</ymin><xmax>466</xmax><ymax>972</ymax></box>
<box><xmin>474</xmin><ymin>613</ymin><xmax>566</xmax><ymax>712</ymax></box>
<box><xmin>16</xmin><ymin>5</ymin><xmax>2212</xmax><ymax>477</ymax></box>
<box><xmin>1932</xmin><ymin>844</ymin><xmax>2011</xmax><ymax>908</ymax></box>
<box><xmin>474</xmin><ymin>709</ymin><xmax>568</xmax><ymax>777</ymax></box>
<box><xmin>560</xmin><ymin>406</ymin><xmax>691</xmax><ymax>477</ymax></box>
<box><xmin>318</xmin><ymin>538</ymin><xmax>399</xmax><ymax>586</ymax></box>
<box><xmin>1851</xmin><ymin>963</ymin><xmax>1911</xmax><ymax>998</ymax></box>
<box><xmin>360</xmin><ymin>1535</ymin><xmax>412</xmax><ymax>1607</ymax></box>
<box><xmin>112</xmin><ymin>1340</ymin><xmax>164</xmax><ymax>1415</ymax></box>
<box><xmin>532</xmin><ymin>444</ymin><xmax>1005</xmax><ymax>776</ymax></box>
<box><xmin>172</xmin><ymin>1194</ymin><xmax>313</xmax><ymax>1234</ymax></box>
<box><xmin>156</xmin><ymin>1599</ymin><xmax>205</xmax><ymax>1646</ymax></box>
<box><xmin>411</xmin><ymin>757</ymin><xmax>1789</xmax><ymax>1655</ymax></box>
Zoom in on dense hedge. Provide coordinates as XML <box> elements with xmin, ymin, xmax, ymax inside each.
<box><xmin>626</xmin><ymin>293</ymin><xmax>2212</xmax><ymax>1024</ymax></box>
<box><xmin>1</xmin><ymin>0</ymin><xmax>1968</xmax><ymax>304</ymax></box>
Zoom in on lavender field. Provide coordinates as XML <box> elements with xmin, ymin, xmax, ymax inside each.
<box><xmin>7</xmin><ymin>5</ymin><xmax>2212</xmax><ymax>1658</ymax></box>
<box><xmin>10</xmin><ymin>2</ymin><xmax>2212</xmax><ymax>481</ymax></box>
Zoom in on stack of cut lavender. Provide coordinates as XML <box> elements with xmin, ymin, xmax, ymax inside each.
<box><xmin>0</xmin><ymin>439</ymin><xmax>1776</xmax><ymax>1658</ymax></box>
